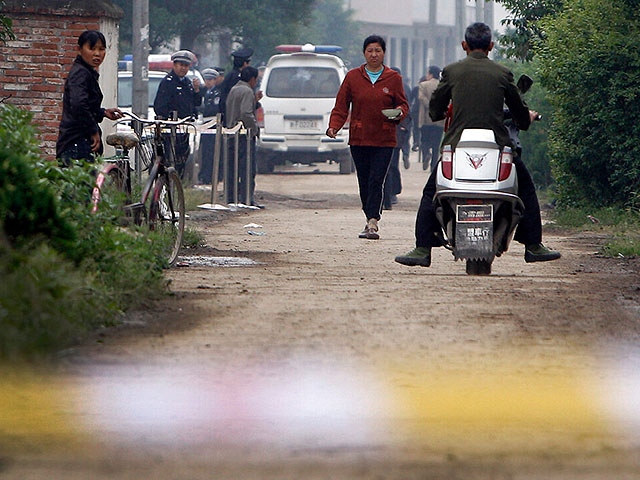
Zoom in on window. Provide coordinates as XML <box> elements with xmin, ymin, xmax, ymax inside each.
<box><xmin>117</xmin><ymin>76</ymin><xmax>163</xmax><ymax>108</ymax></box>
<box><xmin>265</xmin><ymin>67</ymin><xmax>341</xmax><ymax>98</ymax></box>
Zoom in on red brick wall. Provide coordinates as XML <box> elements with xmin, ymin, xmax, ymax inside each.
<box><xmin>0</xmin><ymin>13</ymin><xmax>102</xmax><ymax>159</ymax></box>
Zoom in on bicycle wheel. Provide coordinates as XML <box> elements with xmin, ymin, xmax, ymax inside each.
<box><xmin>149</xmin><ymin>168</ymin><xmax>185</xmax><ymax>266</ymax></box>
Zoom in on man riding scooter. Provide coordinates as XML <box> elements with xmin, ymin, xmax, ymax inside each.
<box><xmin>395</xmin><ymin>22</ymin><xmax>560</xmax><ymax>267</ymax></box>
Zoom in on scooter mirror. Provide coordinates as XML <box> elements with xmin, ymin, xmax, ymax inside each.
<box><xmin>517</xmin><ymin>74</ymin><xmax>534</xmax><ymax>94</ymax></box>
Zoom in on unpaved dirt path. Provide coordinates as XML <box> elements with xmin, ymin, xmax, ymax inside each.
<box><xmin>3</xmin><ymin>153</ymin><xmax>640</xmax><ymax>479</ymax></box>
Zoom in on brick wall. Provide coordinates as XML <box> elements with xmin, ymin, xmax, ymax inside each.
<box><xmin>0</xmin><ymin>1</ymin><xmax>122</xmax><ymax>159</ymax></box>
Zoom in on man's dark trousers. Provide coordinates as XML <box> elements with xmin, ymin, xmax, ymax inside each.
<box><xmin>226</xmin><ymin>135</ymin><xmax>256</xmax><ymax>204</ymax></box>
<box><xmin>415</xmin><ymin>155</ymin><xmax>542</xmax><ymax>247</ymax></box>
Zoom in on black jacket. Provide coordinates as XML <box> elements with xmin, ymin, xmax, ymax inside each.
<box><xmin>202</xmin><ymin>85</ymin><xmax>222</xmax><ymax>117</ymax></box>
<box><xmin>153</xmin><ymin>70</ymin><xmax>202</xmax><ymax>119</ymax></box>
<box><xmin>56</xmin><ymin>56</ymin><xmax>105</xmax><ymax>157</ymax></box>
<box><xmin>218</xmin><ymin>68</ymin><xmax>241</xmax><ymax>118</ymax></box>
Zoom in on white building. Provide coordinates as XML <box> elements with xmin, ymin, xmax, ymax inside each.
<box><xmin>346</xmin><ymin>0</ymin><xmax>508</xmax><ymax>85</ymax></box>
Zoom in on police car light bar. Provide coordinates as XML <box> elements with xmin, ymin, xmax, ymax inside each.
<box><xmin>276</xmin><ymin>43</ymin><xmax>342</xmax><ymax>53</ymax></box>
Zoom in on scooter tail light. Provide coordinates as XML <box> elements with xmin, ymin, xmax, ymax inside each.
<box><xmin>256</xmin><ymin>106</ymin><xmax>264</xmax><ymax>128</ymax></box>
<box><xmin>499</xmin><ymin>146</ymin><xmax>513</xmax><ymax>181</ymax></box>
<box><xmin>441</xmin><ymin>145</ymin><xmax>453</xmax><ymax>180</ymax></box>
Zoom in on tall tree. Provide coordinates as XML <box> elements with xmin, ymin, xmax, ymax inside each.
<box><xmin>294</xmin><ymin>0</ymin><xmax>362</xmax><ymax>68</ymax></box>
<box><xmin>113</xmin><ymin>0</ymin><xmax>314</xmax><ymax>61</ymax></box>
<box><xmin>494</xmin><ymin>0</ymin><xmax>563</xmax><ymax>61</ymax></box>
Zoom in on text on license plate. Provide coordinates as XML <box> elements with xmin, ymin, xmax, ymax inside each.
<box><xmin>290</xmin><ymin>120</ymin><xmax>318</xmax><ymax>129</ymax></box>
<box><xmin>457</xmin><ymin>204</ymin><xmax>493</xmax><ymax>222</ymax></box>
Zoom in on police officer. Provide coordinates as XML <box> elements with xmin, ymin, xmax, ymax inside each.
<box><xmin>153</xmin><ymin>49</ymin><xmax>202</xmax><ymax>120</ymax></box>
<box><xmin>201</xmin><ymin>68</ymin><xmax>222</xmax><ymax>118</ymax></box>
<box><xmin>198</xmin><ymin>68</ymin><xmax>223</xmax><ymax>184</ymax></box>
<box><xmin>218</xmin><ymin>47</ymin><xmax>253</xmax><ymax>120</ymax></box>
<box><xmin>153</xmin><ymin>50</ymin><xmax>202</xmax><ymax>178</ymax></box>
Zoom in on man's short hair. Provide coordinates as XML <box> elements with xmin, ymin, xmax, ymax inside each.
<box><xmin>465</xmin><ymin>22</ymin><xmax>492</xmax><ymax>51</ymax></box>
<box><xmin>428</xmin><ymin>65</ymin><xmax>441</xmax><ymax>78</ymax></box>
<box><xmin>240</xmin><ymin>66</ymin><xmax>259</xmax><ymax>82</ymax></box>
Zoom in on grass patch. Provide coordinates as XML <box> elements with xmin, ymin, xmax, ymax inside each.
<box><xmin>184</xmin><ymin>186</ymin><xmax>211</xmax><ymax>211</ymax></box>
<box><xmin>551</xmin><ymin>205</ymin><xmax>640</xmax><ymax>257</ymax></box>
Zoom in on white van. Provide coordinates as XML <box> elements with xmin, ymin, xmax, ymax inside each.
<box><xmin>257</xmin><ymin>45</ymin><xmax>352</xmax><ymax>174</ymax></box>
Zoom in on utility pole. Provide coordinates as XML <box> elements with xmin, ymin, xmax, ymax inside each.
<box><xmin>132</xmin><ymin>0</ymin><xmax>150</xmax><ymax>177</ymax></box>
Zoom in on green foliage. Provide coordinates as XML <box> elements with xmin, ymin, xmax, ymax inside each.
<box><xmin>0</xmin><ymin>243</ymin><xmax>111</xmax><ymax>357</ymax></box>
<box><xmin>295</xmin><ymin>0</ymin><xmax>363</xmax><ymax>68</ymax></box>
<box><xmin>537</xmin><ymin>0</ymin><xmax>640</xmax><ymax>208</ymax></box>
<box><xmin>0</xmin><ymin>1</ymin><xmax>15</xmax><ymax>45</ymax></box>
<box><xmin>499</xmin><ymin>58</ymin><xmax>554</xmax><ymax>188</ymax></box>
<box><xmin>0</xmin><ymin>107</ymin><xmax>75</xmax><ymax>252</ymax></box>
<box><xmin>495</xmin><ymin>0</ymin><xmax>564</xmax><ymax>61</ymax></box>
<box><xmin>113</xmin><ymin>0</ymin><xmax>314</xmax><ymax>63</ymax></box>
<box><xmin>0</xmin><ymin>105</ymin><xmax>169</xmax><ymax>357</ymax></box>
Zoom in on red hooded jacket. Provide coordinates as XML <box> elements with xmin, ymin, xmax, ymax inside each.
<box><xmin>329</xmin><ymin>65</ymin><xmax>409</xmax><ymax>147</ymax></box>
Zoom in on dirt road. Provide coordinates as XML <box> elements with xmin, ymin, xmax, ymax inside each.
<box><xmin>3</xmin><ymin>154</ymin><xmax>640</xmax><ymax>479</ymax></box>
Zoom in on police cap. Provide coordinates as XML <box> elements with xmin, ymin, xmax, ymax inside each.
<box><xmin>231</xmin><ymin>47</ymin><xmax>253</xmax><ymax>60</ymax></box>
<box><xmin>171</xmin><ymin>50</ymin><xmax>194</xmax><ymax>65</ymax></box>
<box><xmin>202</xmin><ymin>68</ymin><xmax>219</xmax><ymax>80</ymax></box>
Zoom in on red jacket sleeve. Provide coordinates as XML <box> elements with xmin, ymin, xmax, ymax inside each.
<box><xmin>328</xmin><ymin>72</ymin><xmax>352</xmax><ymax>131</ymax></box>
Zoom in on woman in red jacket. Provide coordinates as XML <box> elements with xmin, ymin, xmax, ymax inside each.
<box><xmin>327</xmin><ymin>35</ymin><xmax>409</xmax><ymax>239</ymax></box>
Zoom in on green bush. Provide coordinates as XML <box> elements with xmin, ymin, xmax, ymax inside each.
<box><xmin>0</xmin><ymin>105</ymin><xmax>169</xmax><ymax>358</ymax></box>
<box><xmin>537</xmin><ymin>0</ymin><xmax>640</xmax><ymax>208</ymax></box>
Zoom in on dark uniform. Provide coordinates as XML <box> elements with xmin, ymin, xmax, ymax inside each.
<box><xmin>218</xmin><ymin>47</ymin><xmax>253</xmax><ymax>120</ymax></box>
<box><xmin>198</xmin><ymin>68</ymin><xmax>222</xmax><ymax>183</ymax></box>
<box><xmin>56</xmin><ymin>55</ymin><xmax>106</xmax><ymax>163</ymax></box>
<box><xmin>153</xmin><ymin>69</ymin><xmax>202</xmax><ymax>120</ymax></box>
<box><xmin>153</xmin><ymin>52</ymin><xmax>202</xmax><ymax>177</ymax></box>
<box><xmin>414</xmin><ymin>50</ymin><xmax>541</xmax><ymax>249</ymax></box>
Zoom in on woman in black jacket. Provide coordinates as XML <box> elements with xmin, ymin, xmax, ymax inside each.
<box><xmin>56</xmin><ymin>30</ymin><xmax>122</xmax><ymax>165</ymax></box>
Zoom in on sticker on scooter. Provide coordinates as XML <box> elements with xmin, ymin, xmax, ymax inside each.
<box><xmin>457</xmin><ymin>204</ymin><xmax>493</xmax><ymax>222</ymax></box>
<box><xmin>465</xmin><ymin>152</ymin><xmax>488</xmax><ymax>169</ymax></box>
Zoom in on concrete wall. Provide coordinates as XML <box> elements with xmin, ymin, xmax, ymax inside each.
<box><xmin>0</xmin><ymin>0</ymin><xmax>123</xmax><ymax>159</ymax></box>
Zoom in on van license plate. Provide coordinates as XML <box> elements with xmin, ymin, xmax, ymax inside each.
<box><xmin>290</xmin><ymin>120</ymin><xmax>318</xmax><ymax>129</ymax></box>
<box><xmin>457</xmin><ymin>204</ymin><xmax>493</xmax><ymax>222</ymax></box>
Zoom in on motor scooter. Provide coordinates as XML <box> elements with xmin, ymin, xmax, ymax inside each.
<box><xmin>432</xmin><ymin>75</ymin><xmax>535</xmax><ymax>275</ymax></box>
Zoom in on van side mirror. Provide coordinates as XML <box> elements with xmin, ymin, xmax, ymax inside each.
<box><xmin>517</xmin><ymin>74</ymin><xmax>534</xmax><ymax>94</ymax></box>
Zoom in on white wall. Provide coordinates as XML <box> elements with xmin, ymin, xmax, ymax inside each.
<box><xmin>100</xmin><ymin>17</ymin><xmax>120</xmax><ymax>157</ymax></box>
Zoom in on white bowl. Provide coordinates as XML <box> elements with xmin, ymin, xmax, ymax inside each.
<box><xmin>381</xmin><ymin>108</ymin><xmax>401</xmax><ymax>119</ymax></box>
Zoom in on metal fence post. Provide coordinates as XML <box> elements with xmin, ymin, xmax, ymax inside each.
<box><xmin>210</xmin><ymin>113</ymin><xmax>222</xmax><ymax>205</ymax></box>
<box><xmin>245</xmin><ymin>129</ymin><xmax>252</xmax><ymax>206</ymax></box>
<box><xmin>222</xmin><ymin>132</ymin><xmax>229</xmax><ymax>204</ymax></box>
<box><xmin>233</xmin><ymin>129</ymin><xmax>240</xmax><ymax>205</ymax></box>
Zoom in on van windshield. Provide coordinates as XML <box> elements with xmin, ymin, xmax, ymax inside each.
<box><xmin>117</xmin><ymin>76</ymin><xmax>163</xmax><ymax>107</ymax></box>
<box><xmin>266</xmin><ymin>67</ymin><xmax>340</xmax><ymax>98</ymax></box>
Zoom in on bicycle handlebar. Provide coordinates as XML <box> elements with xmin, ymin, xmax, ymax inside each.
<box><xmin>122</xmin><ymin>111</ymin><xmax>196</xmax><ymax>126</ymax></box>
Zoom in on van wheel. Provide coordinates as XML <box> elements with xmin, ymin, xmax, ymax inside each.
<box><xmin>339</xmin><ymin>153</ymin><xmax>353</xmax><ymax>174</ymax></box>
<box><xmin>466</xmin><ymin>259</ymin><xmax>492</xmax><ymax>276</ymax></box>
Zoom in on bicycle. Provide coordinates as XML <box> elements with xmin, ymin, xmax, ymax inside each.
<box><xmin>91</xmin><ymin>111</ymin><xmax>194</xmax><ymax>266</ymax></box>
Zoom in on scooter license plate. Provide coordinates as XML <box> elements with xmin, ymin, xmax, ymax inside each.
<box><xmin>457</xmin><ymin>204</ymin><xmax>493</xmax><ymax>223</ymax></box>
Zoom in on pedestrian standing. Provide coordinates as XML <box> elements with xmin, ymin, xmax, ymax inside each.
<box><xmin>218</xmin><ymin>47</ymin><xmax>254</xmax><ymax>121</ymax></box>
<box><xmin>198</xmin><ymin>68</ymin><xmax>223</xmax><ymax>184</ymax></box>
<box><xmin>225</xmin><ymin>66</ymin><xmax>260</xmax><ymax>206</ymax></box>
<box><xmin>56</xmin><ymin>30</ymin><xmax>122</xmax><ymax>165</ymax></box>
<box><xmin>327</xmin><ymin>35</ymin><xmax>409</xmax><ymax>240</ymax></box>
<box><xmin>418</xmin><ymin>65</ymin><xmax>445</xmax><ymax>171</ymax></box>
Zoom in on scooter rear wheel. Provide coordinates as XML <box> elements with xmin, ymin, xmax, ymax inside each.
<box><xmin>466</xmin><ymin>259</ymin><xmax>492</xmax><ymax>276</ymax></box>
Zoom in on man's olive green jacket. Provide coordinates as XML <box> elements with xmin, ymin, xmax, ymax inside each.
<box><xmin>429</xmin><ymin>51</ymin><xmax>530</xmax><ymax>150</ymax></box>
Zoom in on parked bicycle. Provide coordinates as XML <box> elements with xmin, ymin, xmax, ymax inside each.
<box><xmin>91</xmin><ymin>111</ymin><xmax>194</xmax><ymax>266</ymax></box>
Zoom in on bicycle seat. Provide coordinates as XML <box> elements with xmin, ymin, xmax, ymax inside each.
<box><xmin>106</xmin><ymin>132</ymin><xmax>140</xmax><ymax>149</ymax></box>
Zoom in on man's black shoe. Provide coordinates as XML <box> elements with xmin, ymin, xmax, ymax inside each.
<box><xmin>524</xmin><ymin>243</ymin><xmax>561</xmax><ymax>263</ymax></box>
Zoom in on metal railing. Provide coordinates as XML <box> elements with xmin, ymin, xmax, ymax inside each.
<box><xmin>196</xmin><ymin>113</ymin><xmax>255</xmax><ymax>209</ymax></box>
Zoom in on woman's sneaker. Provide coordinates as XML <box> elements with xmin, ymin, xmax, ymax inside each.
<box><xmin>365</xmin><ymin>218</ymin><xmax>379</xmax><ymax>240</ymax></box>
